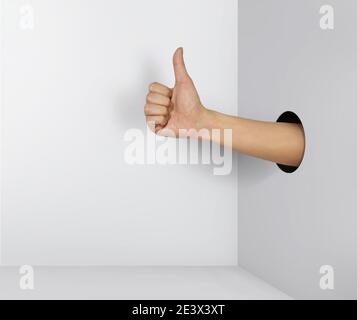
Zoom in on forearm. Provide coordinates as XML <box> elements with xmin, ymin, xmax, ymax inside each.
<box><xmin>199</xmin><ymin>109</ymin><xmax>305</xmax><ymax>167</ymax></box>
<box><xmin>145</xmin><ymin>48</ymin><xmax>305</xmax><ymax>167</ymax></box>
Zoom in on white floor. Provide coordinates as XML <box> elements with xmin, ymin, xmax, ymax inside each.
<box><xmin>0</xmin><ymin>267</ymin><xmax>291</xmax><ymax>300</ymax></box>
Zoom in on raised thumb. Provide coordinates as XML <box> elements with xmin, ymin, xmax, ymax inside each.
<box><xmin>173</xmin><ymin>47</ymin><xmax>190</xmax><ymax>83</ymax></box>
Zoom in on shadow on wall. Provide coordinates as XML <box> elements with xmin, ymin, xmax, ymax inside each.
<box><xmin>238</xmin><ymin>154</ymin><xmax>276</xmax><ymax>187</ymax></box>
<box><xmin>114</xmin><ymin>57</ymin><xmax>163</xmax><ymax>131</ymax></box>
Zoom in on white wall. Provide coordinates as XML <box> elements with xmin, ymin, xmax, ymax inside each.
<box><xmin>0</xmin><ymin>0</ymin><xmax>238</xmax><ymax>266</ymax></box>
<box><xmin>238</xmin><ymin>0</ymin><xmax>357</xmax><ymax>299</ymax></box>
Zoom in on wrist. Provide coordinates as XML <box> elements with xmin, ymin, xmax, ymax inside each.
<box><xmin>195</xmin><ymin>108</ymin><xmax>238</xmax><ymax>146</ymax></box>
<box><xmin>196</xmin><ymin>107</ymin><xmax>217</xmax><ymax>131</ymax></box>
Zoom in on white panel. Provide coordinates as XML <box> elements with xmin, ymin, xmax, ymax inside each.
<box><xmin>0</xmin><ymin>0</ymin><xmax>238</xmax><ymax>265</ymax></box>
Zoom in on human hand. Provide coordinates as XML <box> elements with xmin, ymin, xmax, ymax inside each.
<box><xmin>144</xmin><ymin>48</ymin><xmax>207</xmax><ymax>137</ymax></box>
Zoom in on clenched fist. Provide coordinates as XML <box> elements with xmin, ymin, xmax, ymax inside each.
<box><xmin>144</xmin><ymin>48</ymin><xmax>207</xmax><ymax>137</ymax></box>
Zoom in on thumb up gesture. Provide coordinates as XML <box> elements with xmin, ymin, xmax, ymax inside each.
<box><xmin>144</xmin><ymin>48</ymin><xmax>207</xmax><ymax>137</ymax></box>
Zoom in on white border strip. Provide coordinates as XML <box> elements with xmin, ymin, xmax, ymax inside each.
<box><xmin>0</xmin><ymin>0</ymin><xmax>4</xmax><ymax>266</ymax></box>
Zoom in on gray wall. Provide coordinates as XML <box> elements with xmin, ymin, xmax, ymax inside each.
<box><xmin>238</xmin><ymin>0</ymin><xmax>357</xmax><ymax>299</ymax></box>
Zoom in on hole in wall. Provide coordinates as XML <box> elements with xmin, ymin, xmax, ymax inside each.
<box><xmin>276</xmin><ymin>111</ymin><xmax>305</xmax><ymax>174</ymax></box>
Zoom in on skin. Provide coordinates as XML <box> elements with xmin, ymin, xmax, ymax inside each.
<box><xmin>144</xmin><ymin>48</ymin><xmax>306</xmax><ymax>167</ymax></box>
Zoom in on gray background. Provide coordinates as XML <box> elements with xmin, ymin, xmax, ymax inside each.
<box><xmin>238</xmin><ymin>0</ymin><xmax>357</xmax><ymax>299</ymax></box>
<box><xmin>2</xmin><ymin>0</ymin><xmax>356</xmax><ymax>299</ymax></box>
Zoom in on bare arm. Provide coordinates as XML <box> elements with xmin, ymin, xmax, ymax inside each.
<box><xmin>144</xmin><ymin>48</ymin><xmax>305</xmax><ymax>168</ymax></box>
<box><xmin>198</xmin><ymin>110</ymin><xmax>305</xmax><ymax>167</ymax></box>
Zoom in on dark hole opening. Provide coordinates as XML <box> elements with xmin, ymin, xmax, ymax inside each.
<box><xmin>276</xmin><ymin>111</ymin><xmax>305</xmax><ymax>174</ymax></box>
